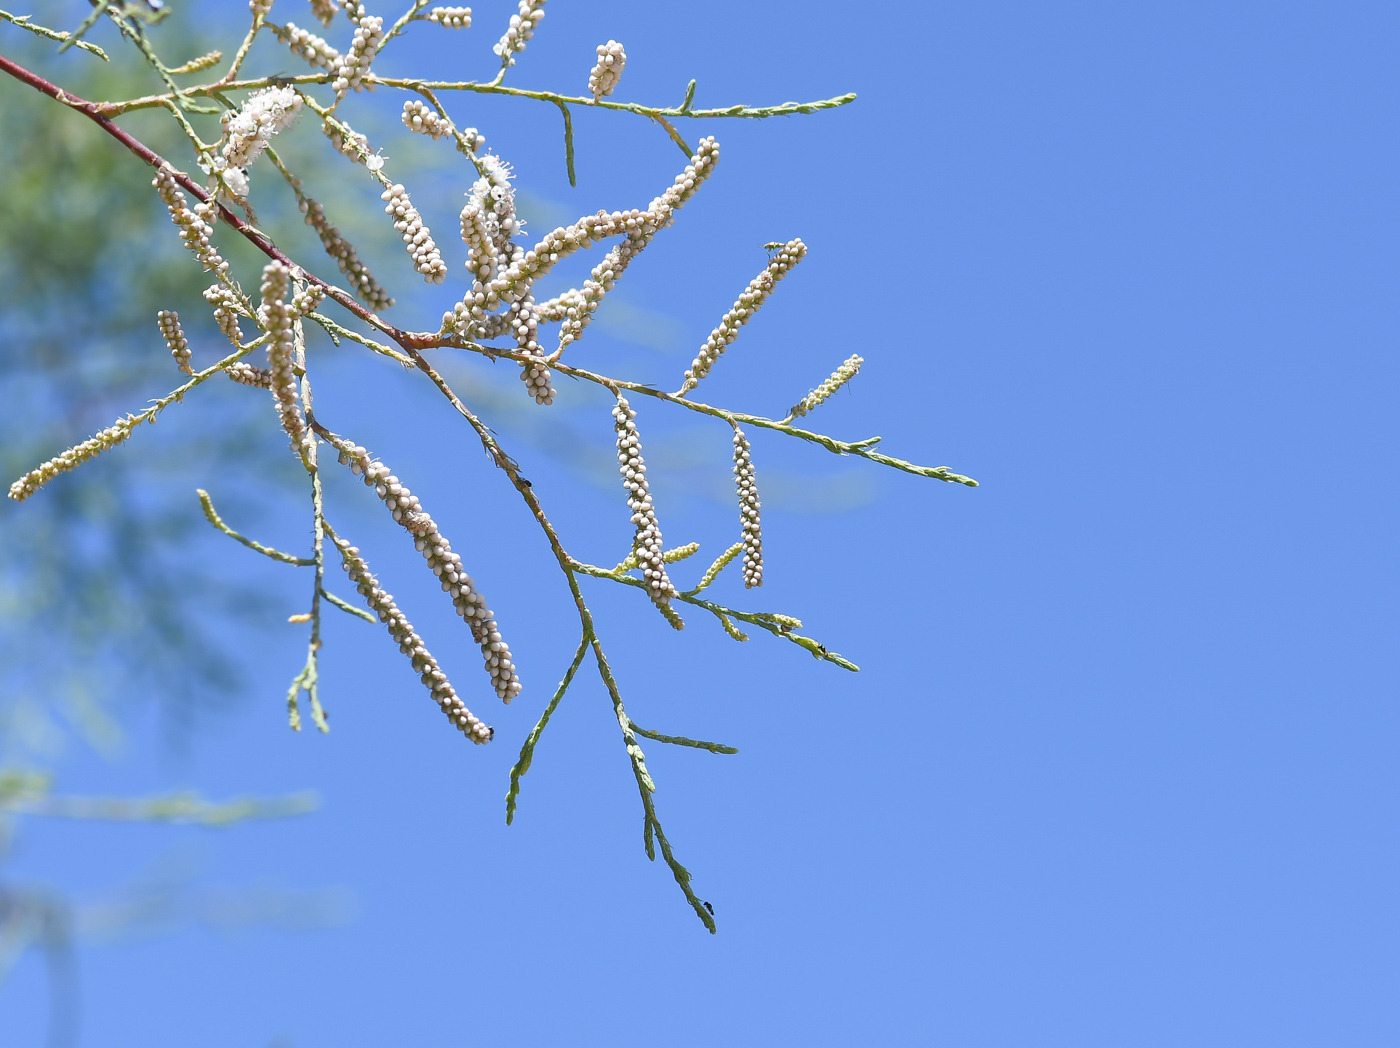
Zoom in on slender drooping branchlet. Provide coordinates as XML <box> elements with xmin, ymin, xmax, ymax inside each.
<box><xmin>272</xmin><ymin>21</ymin><xmax>342</xmax><ymax>70</ymax></box>
<box><xmin>613</xmin><ymin>395</ymin><xmax>680</xmax><ymax>617</ymax></box>
<box><xmin>259</xmin><ymin>262</ymin><xmax>308</xmax><ymax>450</ymax></box>
<box><xmin>678</xmin><ymin>238</ymin><xmax>807</xmax><ymax>396</ymax></box>
<box><xmin>333</xmin><ymin>537</ymin><xmax>495</xmax><ymax>744</ymax></box>
<box><xmin>203</xmin><ymin>284</ymin><xmax>245</xmax><ymax>346</ymax></box>
<box><xmin>731</xmin><ymin>425</ymin><xmax>763</xmax><ymax>588</ymax></box>
<box><xmin>152</xmin><ymin>166</ymin><xmax>227</xmax><ymax>277</ymax></box>
<box><xmin>215</xmin><ymin>85</ymin><xmax>303</xmax><ymax>199</ymax></box>
<box><xmin>787</xmin><ymin>353</ymin><xmax>863</xmax><ymax>421</ymax></box>
<box><xmin>332</xmin><ymin>13</ymin><xmax>384</xmax><ymax>98</ymax></box>
<box><xmin>587</xmin><ymin>40</ymin><xmax>625</xmax><ymax>103</ymax></box>
<box><xmin>401</xmin><ymin>99</ymin><xmax>451</xmax><ymax>140</ymax></box>
<box><xmin>427</xmin><ymin>6</ymin><xmax>471</xmax><ymax>28</ymax></box>
<box><xmin>158</xmin><ymin>310</ymin><xmax>192</xmax><ymax>375</ymax></box>
<box><xmin>8</xmin><ymin>416</ymin><xmax>140</xmax><ymax>502</ymax></box>
<box><xmin>298</xmin><ymin>197</ymin><xmax>394</xmax><ymax>310</ymax></box>
<box><xmin>323</xmin><ymin>433</ymin><xmax>524</xmax><ymax>703</ymax></box>
<box><xmin>225</xmin><ymin>362</ymin><xmax>273</xmax><ymax>388</ymax></box>
<box><xmin>381</xmin><ymin>184</ymin><xmax>448</xmax><ymax>283</ymax></box>
<box><xmin>493</xmin><ymin>0</ymin><xmax>545</xmax><ymax>67</ymax></box>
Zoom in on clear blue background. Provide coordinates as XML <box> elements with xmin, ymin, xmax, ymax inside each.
<box><xmin>4</xmin><ymin>0</ymin><xmax>1398</xmax><ymax>1044</ymax></box>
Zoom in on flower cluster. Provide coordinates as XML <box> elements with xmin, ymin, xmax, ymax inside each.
<box><xmin>444</xmin><ymin>139</ymin><xmax>721</xmax><ymax>372</ymax></box>
<box><xmin>427</xmin><ymin>6</ymin><xmax>471</xmax><ymax>28</ymax></box>
<box><xmin>493</xmin><ymin>0</ymin><xmax>545</xmax><ymax>66</ymax></box>
<box><xmin>273</xmin><ymin>22</ymin><xmax>341</xmax><ymax>70</ymax></box>
<box><xmin>587</xmin><ymin>40</ymin><xmax>625</xmax><ymax>103</ymax></box>
<box><xmin>731</xmin><ymin>425</ymin><xmax>763</xmax><ymax>588</ymax></box>
<box><xmin>401</xmin><ymin>99</ymin><xmax>451</xmax><ymax>140</ymax></box>
<box><xmin>202</xmin><ymin>284</ymin><xmax>245</xmax><ymax>345</ymax></box>
<box><xmin>152</xmin><ymin>167</ymin><xmax>227</xmax><ymax>277</ymax></box>
<box><xmin>8</xmin><ymin>415</ymin><xmax>139</xmax><ymax>503</ymax></box>
<box><xmin>158</xmin><ymin>309</ymin><xmax>192</xmax><ymax>375</ymax></box>
<box><xmin>787</xmin><ymin>353</ymin><xmax>862</xmax><ymax>421</ymax></box>
<box><xmin>300</xmin><ymin>196</ymin><xmax>394</xmax><ymax>310</ymax></box>
<box><xmin>249</xmin><ymin>0</ymin><xmax>272</xmax><ymax>16</ymax></box>
<box><xmin>513</xmin><ymin>296</ymin><xmax>554</xmax><ymax>404</ymax></box>
<box><xmin>216</xmin><ymin>85</ymin><xmax>303</xmax><ymax>198</ymax></box>
<box><xmin>333</xmin><ymin>537</ymin><xmax>495</xmax><ymax>744</ymax></box>
<box><xmin>323</xmin><ymin>118</ymin><xmax>371</xmax><ymax>161</ymax></box>
<box><xmin>381</xmin><ymin>183</ymin><xmax>449</xmax><ymax>284</ymax></box>
<box><xmin>457</xmin><ymin>126</ymin><xmax>487</xmax><ymax>154</ymax></box>
<box><xmin>324</xmin><ymin>434</ymin><xmax>524</xmax><ymax>703</ymax></box>
<box><xmin>332</xmin><ymin>14</ymin><xmax>384</xmax><ymax>97</ymax></box>
<box><xmin>613</xmin><ymin>395</ymin><xmax>679</xmax><ymax>613</ymax></box>
<box><xmin>310</xmin><ymin>0</ymin><xmax>337</xmax><ymax>26</ymax></box>
<box><xmin>291</xmin><ymin>281</ymin><xmax>326</xmax><ymax>317</ymax></box>
<box><xmin>225</xmin><ymin>362</ymin><xmax>273</xmax><ymax>388</ymax></box>
<box><xmin>259</xmin><ymin>262</ymin><xmax>308</xmax><ymax>450</ymax></box>
<box><xmin>679</xmin><ymin>238</ymin><xmax>806</xmax><ymax>396</ymax></box>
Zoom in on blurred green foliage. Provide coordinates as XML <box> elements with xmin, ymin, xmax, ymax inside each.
<box><xmin>0</xmin><ymin>29</ymin><xmax>284</xmax><ymax>762</ymax></box>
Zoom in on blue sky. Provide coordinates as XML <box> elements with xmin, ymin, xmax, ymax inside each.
<box><xmin>3</xmin><ymin>1</ymin><xmax>1398</xmax><ymax>1044</ymax></box>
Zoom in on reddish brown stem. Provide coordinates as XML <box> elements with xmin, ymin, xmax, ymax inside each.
<box><xmin>0</xmin><ymin>51</ymin><xmax>433</xmax><ymax>348</ymax></box>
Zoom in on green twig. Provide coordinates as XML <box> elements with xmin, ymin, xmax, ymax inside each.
<box><xmin>320</xmin><ymin>586</ymin><xmax>375</xmax><ymax>622</ymax></box>
<box><xmin>556</xmin><ymin>99</ymin><xmax>576</xmax><ymax>187</ymax></box>
<box><xmin>628</xmin><ymin>722</ymin><xmax>738</xmax><ymax>755</ymax></box>
<box><xmin>197</xmin><ymin>489</ymin><xmax>315</xmax><ymax>565</ymax></box>
<box><xmin>2</xmin><ymin>9</ymin><xmax>108</xmax><ymax>58</ymax></box>
<box><xmin>506</xmin><ymin>635</ymin><xmax>589</xmax><ymax>824</ymax></box>
<box><xmin>650</xmin><ymin>113</ymin><xmax>692</xmax><ymax>160</ymax></box>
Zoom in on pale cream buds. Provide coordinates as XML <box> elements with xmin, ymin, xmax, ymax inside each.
<box><xmin>203</xmin><ymin>284</ymin><xmax>245</xmax><ymax>346</ymax></box>
<box><xmin>731</xmin><ymin>425</ymin><xmax>763</xmax><ymax>588</ymax></box>
<box><xmin>787</xmin><ymin>353</ymin><xmax>863</xmax><ymax>421</ymax></box>
<box><xmin>8</xmin><ymin>416</ymin><xmax>139</xmax><ymax>502</ymax></box>
<box><xmin>381</xmin><ymin>184</ymin><xmax>448</xmax><ymax>284</ymax></box>
<box><xmin>225</xmin><ymin>362</ymin><xmax>273</xmax><ymax>388</ymax></box>
<box><xmin>300</xmin><ymin>197</ymin><xmax>394</xmax><ymax>310</ymax></box>
<box><xmin>166</xmin><ymin>50</ymin><xmax>223</xmax><ymax>74</ymax></box>
<box><xmin>427</xmin><ymin>6</ymin><xmax>471</xmax><ymax>28</ymax></box>
<box><xmin>511</xmin><ymin>294</ymin><xmax>555</xmax><ymax>404</ymax></box>
<box><xmin>310</xmin><ymin>0</ymin><xmax>337</xmax><ymax>27</ymax></box>
<box><xmin>158</xmin><ymin>310</ymin><xmax>192</xmax><ymax>375</ymax></box>
<box><xmin>401</xmin><ymin>99</ymin><xmax>451</xmax><ymax>140</ymax></box>
<box><xmin>259</xmin><ymin>262</ymin><xmax>308</xmax><ymax>450</ymax></box>
<box><xmin>454</xmin><ymin>139</ymin><xmax>721</xmax><ymax>354</ymax></box>
<box><xmin>323</xmin><ymin>118</ymin><xmax>370</xmax><ymax>161</ymax></box>
<box><xmin>587</xmin><ymin>40</ymin><xmax>626</xmax><ymax>103</ymax></box>
<box><xmin>152</xmin><ymin>167</ymin><xmax>228</xmax><ymax>277</ymax></box>
<box><xmin>493</xmin><ymin>0</ymin><xmax>545</xmax><ymax>65</ymax></box>
<box><xmin>218</xmin><ymin>85</ymin><xmax>303</xmax><ymax>185</ymax></box>
<box><xmin>613</xmin><ymin>395</ymin><xmax>679</xmax><ymax>615</ymax></box>
<box><xmin>333</xmin><ymin>14</ymin><xmax>384</xmax><ymax>97</ymax></box>
<box><xmin>333</xmin><ymin>537</ymin><xmax>495</xmax><ymax>744</ymax></box>
<box><xmin>325</xmin><ymin>433</ymin><xmax>524</xmax><ymax>703</ymax></box>
<box><xmin>679</xmin><ymin>237</ymin><xmax>806</xmax><ymax>396</ymax></box>
<box><xmin>274</xmin><ymin>22</ymin><xmax>342</xmax><ymax>70</ymax></box>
